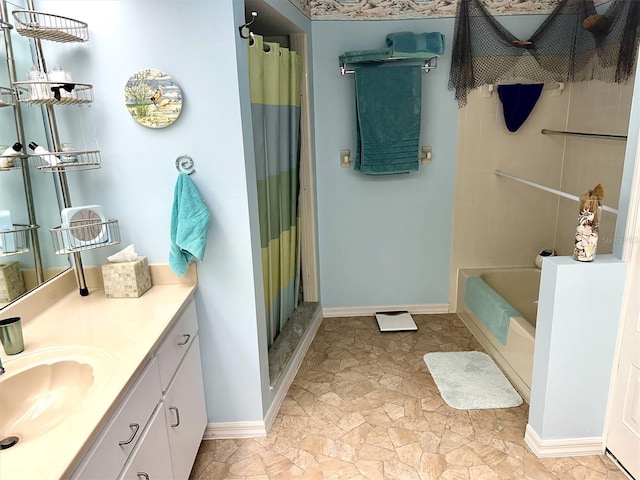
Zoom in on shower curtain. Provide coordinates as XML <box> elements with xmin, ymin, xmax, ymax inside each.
<box><xmin>248</xmin><ymin>34</ymin><xmax>302</xmax><ymax>347</ymax></box>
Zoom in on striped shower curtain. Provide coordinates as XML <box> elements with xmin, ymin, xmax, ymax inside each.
<box><xmin>248</xmin><ymin>35</ymin><xmax>302</xmax><ymax>347</ymax></box>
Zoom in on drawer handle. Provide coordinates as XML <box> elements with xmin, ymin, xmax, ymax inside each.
<box><xmin>118</xmin><ymin>423</ymin><xmax>140</xmax><ymax>446</ymax></box>
<box><xmin>177</xmin><ymin>334</ymin><xmax>191</xmax><ymax>346</ymax></box>
<box><xmin>169</xmin><ymin>406</ymin><xmax>181</xmax><ymax>427</ymax></box>
<box><xmin>137</xmin><ymin>473</ymin><xmax>150</xmax><ymax>480</ymax></box>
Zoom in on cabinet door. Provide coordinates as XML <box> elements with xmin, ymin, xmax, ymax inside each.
<box><xmin>164</xmin><ymin>337</ymin><xmax>207</xmax><ymax>480</ymax></box>
<box><xmin>119</xmin><ymin>403</ymin><xmax>173</xmax><ymax>480</ymax></box>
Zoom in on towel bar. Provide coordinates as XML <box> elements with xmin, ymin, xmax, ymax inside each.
<box><xmin>340</xmin><ymin>57</ymin><xmax>438</xmax><ymax>76</ymax></box>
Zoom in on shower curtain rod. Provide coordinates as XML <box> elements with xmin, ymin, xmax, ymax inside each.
<box><xmin>494</xmin><ymin>170</ymin><xmax>619</xmax><ymax>215</ymax></box>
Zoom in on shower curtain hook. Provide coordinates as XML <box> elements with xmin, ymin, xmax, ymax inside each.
<box><xmin>239</xmin><ymin>11</ymin><xmax>257</xmax><ymax>40</ymax></box>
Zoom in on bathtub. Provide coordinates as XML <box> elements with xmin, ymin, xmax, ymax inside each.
<box><xmin>456</xmin><ymin>267</ymin><xmax>540</xmax><ymax>403</ymax></box>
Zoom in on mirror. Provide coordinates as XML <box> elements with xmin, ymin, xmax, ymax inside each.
<box><xmin>0</xmin><ymin>0</ymin><xmax>70</xmax><ymax>309</ymax></box>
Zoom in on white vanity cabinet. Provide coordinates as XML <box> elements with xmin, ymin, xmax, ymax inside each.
<box><xmin>163</xmin><ymin>339</ymin><xmax>207</xmax><ymax>479</ymax></box>
<box><xmin>71</xmin><ymin>298</ymin><xmax>207</xmax><ymax>480</ymax></box>
<box><xmin>118</xmin><ymin>404</ymin><xmax>173</xmax><ymax>480</ymax></box>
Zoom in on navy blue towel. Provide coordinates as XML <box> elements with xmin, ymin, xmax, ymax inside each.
<box><xmin>497</xmin><ymin>84</ymin><xmax>544</xmax><ymax>132</ymax></box>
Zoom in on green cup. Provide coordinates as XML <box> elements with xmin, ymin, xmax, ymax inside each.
<box><xmin>0</xmin><ymin>317</ymin><xmax>24</xmax><ymax>355</ymax></box>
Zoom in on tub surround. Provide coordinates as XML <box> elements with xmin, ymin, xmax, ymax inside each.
<box><xmin>527</xmin><ymin>255</ymin><xmax>627</xmax><ymax>457</ymax></box>
<box><xmin>457</xmin><ymin>267</ymin><xmax>537</xmax><ymax>403</ymax></box>
<box><xmin>0</xmin><ymin>265</ymin><xmax>198</xmax><ymax>480</ymax></box>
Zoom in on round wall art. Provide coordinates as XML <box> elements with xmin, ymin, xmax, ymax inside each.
<box><xmin>124</xmin><ymin>68</ymin><xmax>183</xmax><ymax>128</ymax></box>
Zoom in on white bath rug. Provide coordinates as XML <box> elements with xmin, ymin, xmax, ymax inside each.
<box><xmin>423</xmin><ymin>351</ymin><xmax>523</xmax><ymax>410</ymax></box>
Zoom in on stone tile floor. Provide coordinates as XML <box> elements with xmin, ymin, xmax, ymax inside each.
<box><xmin>189</xmin><ymin>314</ymin><xmax>628</xmax><ymax>479</ymax></box>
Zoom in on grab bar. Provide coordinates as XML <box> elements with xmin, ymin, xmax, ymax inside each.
<box><xmin>494</xmin><ymin>170</ymin><xmax>618</xmax><ymax>215</ymax></box>
<box><xmin>541</xmin><ymin>129</ymin><xmax>627</xmax><ymax>141</ymax></box>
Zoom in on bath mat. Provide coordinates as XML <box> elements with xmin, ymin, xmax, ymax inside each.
<box><xmin>423</xmin><ymin>351</ymin><xmax>523</xmax><ymax>410</ymax></box>
<box><xmin>375</xmin><ymin>311</ymin><xmax>417</xmax><ymax>332</ymax></box>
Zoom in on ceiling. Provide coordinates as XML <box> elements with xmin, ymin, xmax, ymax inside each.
<box><xmin>243</xmin><ymin>0</ymin><xmax>304</xmax><ymax>37</ymax></box>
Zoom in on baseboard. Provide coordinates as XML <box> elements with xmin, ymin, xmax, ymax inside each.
<box><xmin>322</xmin><ymin>303</ymin><xmax>449</xmax><ymax>318</ymax></box>
<box><xmin>264</xmin><ymin>305</ymin><xmax>323</xmax><ymax>431</ymax></box>
<box><xmin>525</xmin><ymin>424</ymin><xmax>605</xmax><ymax>458</ymax></box>
<box><xmin>203</xmin><ymin>421</ymin><xmax>267</xmax><ymax>440</ymax></box>
<box><xmin>203</xmin><ymin>307</ymin><xmax>323</xmax><ymax>440</ymax></box>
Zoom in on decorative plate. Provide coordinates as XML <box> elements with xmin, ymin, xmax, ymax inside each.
<box><xmin>124</xmin><ymin>68</ymin><xmax>183</xmax><ymax>128</ymax></box>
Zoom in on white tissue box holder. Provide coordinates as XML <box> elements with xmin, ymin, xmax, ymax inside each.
<box><xmin>101</xmin><ymin>256</ymin><xmax>151</xmax><ymax>298</ymax></box>
<box><xmin>0</xmin><ymin>261</ymin><xmax>26</xmax><ymax>302</ymax></box>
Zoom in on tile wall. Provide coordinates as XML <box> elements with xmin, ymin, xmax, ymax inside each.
<box><xmin>449</xmin><ymin>76</ymin><xmax>634</xmax><ymax>310</ymax></box>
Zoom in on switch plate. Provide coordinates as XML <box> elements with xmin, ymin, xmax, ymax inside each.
<box><xmin>420</xmin><ymin>146</ymin><xmax>432</xmax><ymax>164</ymax></box>
<box><xmin>340</xmin><ymin>149</ymin><xmax>351</xmax><ymax>168</ymax></box>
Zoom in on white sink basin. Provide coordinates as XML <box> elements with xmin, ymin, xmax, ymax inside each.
<box><xmin>0</xmin><ymin>346</ymin><xmax>112</xmax><ymax>449</ymax></box>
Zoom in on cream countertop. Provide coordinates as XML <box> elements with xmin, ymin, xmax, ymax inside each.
<box><xmin>0</xmin><ymin>266</ymin><xmax>197</xmax><ymax>480</ymax></box>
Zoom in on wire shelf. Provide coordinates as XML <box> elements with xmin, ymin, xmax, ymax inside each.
<box><xmin>13</xmin><ymin>81</ymin><xmax>93</xmax><ymax>105</ymax></box>
<box><xmin>50</xmin><ymin>219</ymin><xmax>120</xmax><ymax>255</ymax></box>
<box><xmin>0</xmin><ymin>154</ymin><xmax>26</xmax><ymax>171</ymax></box>
<box><xmin>0</xmin><ymin>224</ymin><xmax>37</xmax><ymax>257</ymax></box>
<box><xmin>32</xmin><ymin>150</ymin><xmax>101</xmax><ymax>171</ymax></box>
<box><xmin>0</xmin><ymin>86</ymin><xmax>15</xmax><ymax>107</ymax></box>
<box><xmin>12</xmin><ymin>10</ymin><xmax>88</xmax><ymax>43</ymax></box>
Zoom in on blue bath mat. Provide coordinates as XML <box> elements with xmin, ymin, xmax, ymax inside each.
<box><xmin>424</xmin><ymin>351</ymin><xmax>523</xmax><ymax>410</ymax></box>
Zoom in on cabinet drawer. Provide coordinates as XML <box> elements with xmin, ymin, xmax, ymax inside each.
<box><xmin>156</xmin><ymin>299</ymin><xmax>198</xmax><ymax>391</ymax></box>
<box><xmin>71</xmin><ymin>358</ymin><xmax>162</xmax><ymax>480</ymax></box>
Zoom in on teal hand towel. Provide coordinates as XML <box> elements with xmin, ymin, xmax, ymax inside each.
<box><xmin>169</xmin><ymin>173</ymin><xmax>211</xmax><ymax>277</ymax></box>
<box><xmin>464</xmin><ymin>276</ymin><xmax>521</xmax><ymax>345</ymax></box>
<box><xmin>386</xmin><ymin>32</ymin><xmax>445</xmax><ymax>56</ymax></box>
<box><xmin>354</xmin><ymin>65</ymin><xmax>422</xmax><ymax>175</ymax></box>
<box><xmin>340</xmin><ymin>48</ymin><xmax>393</xmax><ymax>64</ymax></box>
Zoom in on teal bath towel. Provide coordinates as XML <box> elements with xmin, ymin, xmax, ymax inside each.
<box><xmin>354</xmin><ymin>65</ymin><xmax>422</xmax><ymax>175</ymax></box>
<box><xmin>170</xmin><ymin>173</ymin><xmax>211</xmax><ymax>277</ymax></box>
<box><xmin>386</xmin><ymin>32</ymin><xmax>445</xmax><ymax>56</ymax></box>
<box><xmin>464</xmin><ymin>276</ymin><xmax>521</xmax><ymax>345</ymax></box>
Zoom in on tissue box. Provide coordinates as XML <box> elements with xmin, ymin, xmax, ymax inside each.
<box><xmin>101</xmin><ymin>256</ymin><xmax>151</xmax><ymax>298</ymax></box>
<box><xmin>0</xmin><ymin>261</ymin><xmax>26</xmax><ymax>302</ymax></box>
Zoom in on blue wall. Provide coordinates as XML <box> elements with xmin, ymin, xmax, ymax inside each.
<box><xmin>310</xmin><ymin>17</ymin><xmax>552</xmax><ymax>310</ymax></box>
<box><xmin>41</xmin><ymin>0</ymin><xmax>268</xmax><ymax>424</ymax></box>
<box><xmin>311</xmin><ymin>19</ymin><xmax>458</xmax><ymax>309</ymax></box>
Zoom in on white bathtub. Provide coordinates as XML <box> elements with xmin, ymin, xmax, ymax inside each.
<box><xmin>456</xmin><ymin>267</ymin><xmax>540</xmax><ymax>403</ymax></box>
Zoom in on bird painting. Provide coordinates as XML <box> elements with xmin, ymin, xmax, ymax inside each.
<box><xmin>150</xmin><ymin>87</ymin><xmax>162</xmax><ymax>107</ymax></box>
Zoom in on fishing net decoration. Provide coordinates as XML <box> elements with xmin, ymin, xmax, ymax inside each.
<box><xmin>448</xmin><ymin>0</ymin><xmax>640</xmax><ymax>108</ymax></box>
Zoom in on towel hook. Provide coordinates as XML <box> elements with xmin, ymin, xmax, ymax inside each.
<box><xmin>239</xmin><ymin>11</ymin><xmax>257</xmax><ymax>40</ymax></box>
<box><xmin>175</xmin><ymin>154</ymin><xmax>195</xmax><ymax>175</ymax></box>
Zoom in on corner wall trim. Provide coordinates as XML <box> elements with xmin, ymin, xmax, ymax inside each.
<box><xmin>525</xmin><ymin>424</ymin><xmax>605</xmax><ymax>458</ymax></box>
<box><xmin>203</xmin><ymin>307</ymin><xmax>323</xmax><ymax>441</ymax></box>
<box><xmin>322</xmin><ymin>303</ymin><xmax>449</xmax><ymax>318</ymax></box>
<box><xmin>204</xmin><ymin>421</ymin><xmax>267</xmax><ymax>440</ymax></box>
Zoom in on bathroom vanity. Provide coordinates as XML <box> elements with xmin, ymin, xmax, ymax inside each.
<box><xmin>0</xmin><ymin>268</ymin><xmax>206</xmax><ymax>480</ymax></box>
